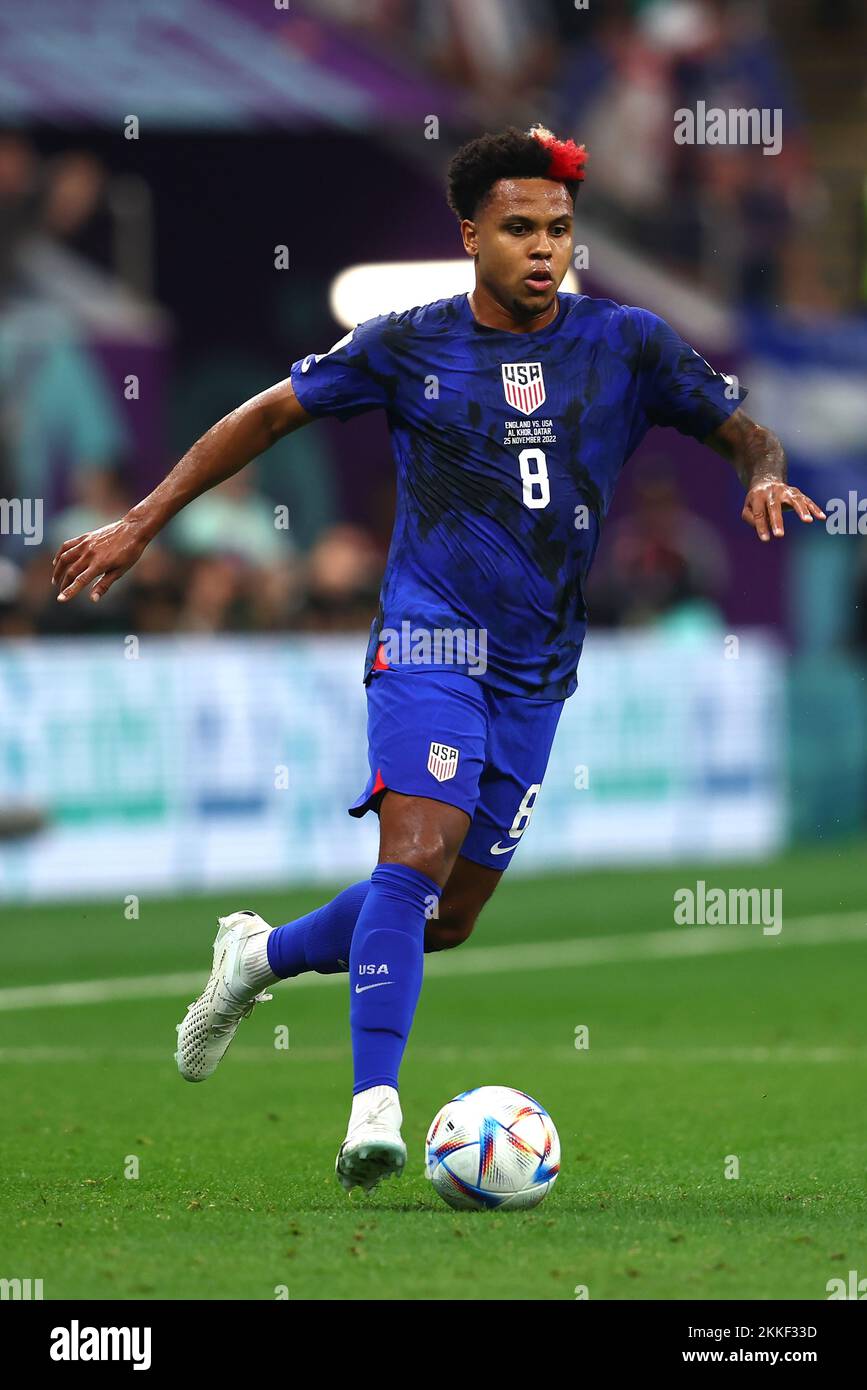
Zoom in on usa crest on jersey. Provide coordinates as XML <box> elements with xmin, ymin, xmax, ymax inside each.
<box><xmin>502</xmin><ymin>362</ymin><xmax>546</xmax><ymax>415</ymax></box>
<box><xmin>427</xmin><ymin>741</ymin><xmax>460</xmax><ymax>782</ymax></box>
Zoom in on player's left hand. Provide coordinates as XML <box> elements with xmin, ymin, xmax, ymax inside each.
<box><xmin>741</xmin><ymin>481</ymin><xmax>825</xmax><ymax>542</ymax></box>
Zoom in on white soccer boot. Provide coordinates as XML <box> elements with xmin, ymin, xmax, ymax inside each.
<box><xmin>335</xmin><ymin>1085</ymin><xmax>407</xmax><ymax>1193</ymax></box>
<box><xmin>175</xmin><ymin>910</ymin><xmax>277</xmax><ymax>1082</ymax></box>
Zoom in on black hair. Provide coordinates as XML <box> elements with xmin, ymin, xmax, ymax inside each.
<box><xmin>447</xmin><ymin>126</ymin><xmax>584</xmax><ymax>221</ymax></box>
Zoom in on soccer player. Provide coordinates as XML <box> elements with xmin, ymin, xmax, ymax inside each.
<box><xmin>51</xmin><ymin>125</ymin><xmax>825</xmax><ymax>1195</ymax></box>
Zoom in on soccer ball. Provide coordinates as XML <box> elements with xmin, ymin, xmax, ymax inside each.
<box><xmin>424</xmin><ymin>1086</ymin><xmax>560</xmax><ymax>1211</ymax></box>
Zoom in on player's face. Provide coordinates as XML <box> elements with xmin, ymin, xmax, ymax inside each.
<box><xmin>462</xmin><ymin>179</ymin><xmax>574</xmax><ymax>321</ymax></box>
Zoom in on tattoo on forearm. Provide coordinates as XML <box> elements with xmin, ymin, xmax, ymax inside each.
<box><xmin>707</xmin><ymin>411</ymin><xmax>786</xmax><ymax>490</ymax></box>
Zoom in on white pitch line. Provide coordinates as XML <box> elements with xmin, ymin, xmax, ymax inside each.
<box><xmin>0</xmin><ymin>910</ymin><xmax>865</xmax><ymax>1014</ymax></box>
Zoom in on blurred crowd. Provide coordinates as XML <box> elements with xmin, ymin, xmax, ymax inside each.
<box><xmin>314</xmin><ymin>0</ymin><xmax>847</xmax><ymax>312</ymax></box>
<box><xmin>0</xmin><ymin>130</ymin><xmax>391</xmax><ymax>640</ymax></box>
<box><xmin>0</xmin><ymin>465</ymin><xmax>390</xmax><ymax>640</ymax></box>
<box><xmin>585</xmin><ymin>471</ymin><xmax>730</xmax><ymax>634</ymax></box>
<box><xmin>0</xmin><ymin>132</ymin><xmax>113</xmax><ymax>295</ymax></box>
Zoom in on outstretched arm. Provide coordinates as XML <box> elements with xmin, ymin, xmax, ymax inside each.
<box><xmin>52</xmin><ymin>378</ymin><xmax>312</xmax><ymax>603</ymax></box>
<box><xmin>703</xmin><ymin>407</ymin><xmax>825</xmax><ymax>542</ymax></box>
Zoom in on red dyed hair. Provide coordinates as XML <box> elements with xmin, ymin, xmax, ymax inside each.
<box><xmin>529</xmin><ymin>125</ymin><xmax>588</xmax><ymax>183</ymax></box>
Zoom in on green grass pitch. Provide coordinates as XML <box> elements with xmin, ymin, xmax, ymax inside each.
<box><xmin>1</xmin><ymin>839</ymin><xmax>865</xmax><ymax>1301</ymax></box>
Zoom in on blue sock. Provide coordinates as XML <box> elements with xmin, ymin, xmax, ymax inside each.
<box><xmin>266</xmin><ymin>874</ymin><xmax>450</xmax><ymax>979</ymax></box>
<box><xmin>266</xmin><ymin>881</ymin><xmax>370</xmax><ymax>979</ymax></box>
<box><xmin>349</xmin><ymin>862</ymin><xmax>442</xmax><ymax>1094</ymax></box>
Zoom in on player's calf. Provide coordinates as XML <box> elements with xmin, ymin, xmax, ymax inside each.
<box><xmin>337</xmin><ymin>861</ymin><xmax>442</xmax><ymax>1193</ymax></box>
<box><xmin>424</xmin><ymin>907</ymin><xmax>479</xmax><ymax>951</ymax></box>
<box><xmin>424</xmin><ymin>856</ymin><xmax>502</xmax><ymax>951</ymax></box>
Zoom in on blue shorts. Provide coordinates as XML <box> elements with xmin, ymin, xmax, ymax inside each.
<box><xmin>348</xmin><ymin>668</ymin><xmax>564</xmax><ymax>872</ymax></box>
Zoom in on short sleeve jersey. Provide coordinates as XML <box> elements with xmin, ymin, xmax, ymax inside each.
<box><xmin>290</xmin><ymin>292</ymin><xmax>746</xmax><ymax>700</ymax></box>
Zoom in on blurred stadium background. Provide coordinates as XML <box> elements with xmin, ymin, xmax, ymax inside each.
<box><xmin>1</xmin><ymin>0</ymin><xmax>866</xmax><ymax>900</ymax></box>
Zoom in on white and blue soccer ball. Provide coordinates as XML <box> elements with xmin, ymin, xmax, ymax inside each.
<box><xmin>425</xmin><ymin>1086</ymin><xmax>560</xmax><ymax>1211</ymax></box>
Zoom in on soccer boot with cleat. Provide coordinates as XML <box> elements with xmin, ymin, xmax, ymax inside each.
<box><xmin>175</xmin><ymin>909</ymin><xmax>277</xmax><ymax>1082</ymax></box>
<box><xmin>336</xmin><ymin>1085</ymin><xmax>407</xmax><ymax>1193</ymax></box>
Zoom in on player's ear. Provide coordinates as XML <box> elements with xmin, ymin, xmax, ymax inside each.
<box><xmin>460</xmin><ymin>218</ymin><xmax>479</xmax><ymax>256</ymax></box>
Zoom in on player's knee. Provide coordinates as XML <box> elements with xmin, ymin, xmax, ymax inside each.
<box><xmin>378</xmin><ymin>793</ymin><xmax>469</xmax><ymax>887</ymax></box>
<box><xmin>380</xmin><ymin>841</ymin><xmax>453</xmax><ymax>889</ymax></box>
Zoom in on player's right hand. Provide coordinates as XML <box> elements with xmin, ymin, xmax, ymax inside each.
<box><xmin>52</xmin><ymin>516</ymin><xmax>150</xmax><ymax>603</ymax></box>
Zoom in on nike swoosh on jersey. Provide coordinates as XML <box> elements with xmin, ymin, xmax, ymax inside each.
<box><xmin>489</xmin><ymin>841</ymin><xmax>519</xmax><ymax>856</ymax></box>
<box><xmin>354</xmin><ymin>981</ymin><xmax>395</xmax><ymax>993</ymax></box>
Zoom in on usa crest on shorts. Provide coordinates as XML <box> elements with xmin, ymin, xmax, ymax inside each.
<box><xmin>427</xmin><ymin>741</ymin><xmax>460</xmax><ymax>782</ymax></box>
<box><xmin>502</xmin><ymin>362</ymin><xmax>546</xmax><ymax>415</ymax></box>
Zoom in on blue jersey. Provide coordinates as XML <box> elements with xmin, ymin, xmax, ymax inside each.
<box><xmin>290</xmin><ymin>291</ymin><xmax>746</xmax><ymax>701</ymax></box>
